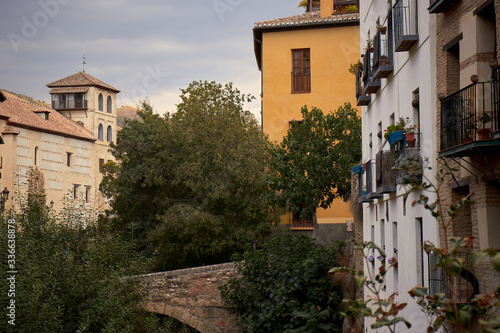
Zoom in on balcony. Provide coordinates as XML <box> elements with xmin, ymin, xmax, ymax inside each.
<box><xmin>372</xmin><ymin>30</ymin><xmax>394</xmax><ymax>79</ymax></box>
<box><xmin>334</xmin><ymin>0</ymin><xmax>359</xmax><ymax>13</ymax></box>
<box><xmin>51</xmin><ymin>99</ymin><xmax>88</xmax><ymax>110</ymax></box>
<box><xmin>439</xmin><ymin>73</ymin><xmax>500</xmax><ymax>157</ymax></box>
<box><xmin>356</xmin><ymin>67</ymin><xmax>371</xmax><ymax>106</ymax></box>
<box><xmin>375</xmin><ymin>150</ymin><xmax>397</xmax><ymax>193</ymax></box>
<box><xmin>428</xmin><ymin>0</ymin><xmax>458</xmax><ymax>14</ymax></box>
<box><xmin>290</xmin><ymin>209</ymin><xmax>314</xmax><ymax>230</ymax></box>
<box><xmin>393</xmin><ymin>0</ymin><xmax>418</xmax><ymax>52</ymax></box>
<box><xmin>362</xmin><ymin>50</ymin><xmax>381</xmax><ymax>94</ymax></box>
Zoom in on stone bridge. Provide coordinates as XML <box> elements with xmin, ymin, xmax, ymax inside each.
<box><xmin>137</xmin><ymin>262</ymin><xmax>239</xmax><ymax>333</ymax></box>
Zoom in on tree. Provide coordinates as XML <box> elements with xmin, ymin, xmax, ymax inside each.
<box><xmin>101</xmin><ymin>81</ymin><xmax>276</xmax><ymax>271</ymax></box>
<box><xmin>220</xmin><ymin>232</ymin><xmax>344</xmax><ymax>333</ymax></box>
<box><xmin>0</xmin><ymin>189</ymin><xmax>165</xmax><ymax>333</ymax></box>
<box><xmin>267</xmin><ymin>103</ymin><xmax>361</xmax><ymax>219</ymax></box>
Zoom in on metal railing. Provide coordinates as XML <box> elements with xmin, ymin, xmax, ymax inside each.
<box><xmin>51</xmin><ymin>99</ymin><xmax>88</xmax><ymax>110</ymax></box>
<box><xmin>393</xmin><ymin>0</ymin><xmax>418</xmax><ymax>51</ymax></box>
<box><xmin>375</xmin><ymin>150</ymin><xmax>397</xmax><ymax>193</ymax></box>
<box><xmin>440</xmin><ymin>80</ymin><xmax>499</xmax><ymax>151</ymax></box>
<box><xmin>334</xmin><ymin>0</ymin><xmax>359</xmax><ymax>13</ymax></box>
<box><xmin>428</xmin><ymin>251</ymin><xmax>479</xmax><ymax>303</ymax></box>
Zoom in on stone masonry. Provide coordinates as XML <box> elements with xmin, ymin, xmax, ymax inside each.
<box><xmin>137</xmin><ymin>263</ymin><xmax>239</xmax><ymax>333</ymax></box>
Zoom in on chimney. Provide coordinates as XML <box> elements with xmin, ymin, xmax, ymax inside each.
<box><xmin>320</xmin><ymin>0</ymin><xmax>334</xmax><ymax>17</ymax></box>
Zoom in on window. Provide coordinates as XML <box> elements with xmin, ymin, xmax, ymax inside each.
<box><xmin>98</xmin><ymin>93</ymin><xmax>103</xmax><ymax>111</ymax></box>
<box><xmin>85</xmin><ymin>187</ymin><xmax>91</xmax><ymax>202</ymax></box>
<box><xmin>107</xmin><ymin>96</ymin><xmax>112</xmax><ymax>113</ymax></box>
<box><xmin>73</xmin><ymin>184</ymin><xmax>80</xmax><ymax>199</ymax></box>
<box><xmin>292</xmin><ymin>49</ymin><xmax>311</xmax><ymax>93</ymax></box>
<box><xmin>99</xmin><ymin>158</ymin><xmax>105</xmax><ymax>173</ymax></box>
<box><xmin>107</xmin><ymin>125</ymin><xmax>112</xmax><ymax>142</ymax></box>
<box><xmin>66</xmin><ymin>152</ymin><xmax>72</xmax><ymax>167</ymax></box>
<box><xmin>34</xmin><ymin>146</ymin><xmax>39</xmax><ymax>166</ymax></box>
<box><xmin>98</xmin><ymin>124</ymin><xmax>104</xmax><ymax>140</ymax></box>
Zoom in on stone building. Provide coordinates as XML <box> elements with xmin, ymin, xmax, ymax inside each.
<box><xmin>431</xmin><ymin>0</ymin><xmax>500</xmax><ymax>297</ymax></box>
<box><xmin>0</xmin><ymin>71</ymin><xmax>118</xmax><ymax>213</ymax></box>
<box><xmin>253</xmin><ymin>0</ymin><xmax>360</xmax><ymax>241</ymax></box>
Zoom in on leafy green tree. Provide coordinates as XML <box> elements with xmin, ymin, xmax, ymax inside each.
<box><xmin>267</xmin><ymin>103</ymin><xmax>361</xmax><ymax>219</ymax></box>
<box><xmin>0</xmin><ymin>191</ymin><xmax>165</xmax><ymax>333</ymax></box>
<box><xmin>220</xmin><ymin>232</ymin><xmax>344</xmax><ymax>333</ymax></box>
<box><xmin>101</xmin><ymin>81</ymin><xmax>276</xmax><ymax>271</ymax></box>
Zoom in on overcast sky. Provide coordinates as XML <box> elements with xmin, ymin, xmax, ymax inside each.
<box><xmin>0</xmin><ymin>0</ymin><xmax>304</xmax><ymax>119</ymax></box>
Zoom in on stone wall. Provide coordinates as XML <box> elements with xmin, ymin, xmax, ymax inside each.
<box><xmin>138</xmin><ymin>263</ymin><xmax>239</xmax><ymax>333</ymax></box>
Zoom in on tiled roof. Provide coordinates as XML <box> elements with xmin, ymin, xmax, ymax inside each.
<box><xmin>46</xmin><ymin>71</ymin><xmax>120</xmax><ymax>93</ymax></box>
<box><xmin>2</xmin><ymin>126</ymin><xmax>19</xmax><ymax>135</ymax></box>
<box><xmin>49</xmin><ymin>87</ymin><xmax>89</xmax><ymax>94</ymax></box>
<box><xmin>0</xmin><ymin>90</ymin><xmax>95</xmax><ymax>142</ymax></box>
<box><xmin>254</xmin><ymin>12</ymin><xmax>359</xmax><ymax>29</ymax></box>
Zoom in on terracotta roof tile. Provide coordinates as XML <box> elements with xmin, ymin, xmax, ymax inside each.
<box><xmin>49</xmin><ymin>87</ymin><xmax>89</xmax><ymax>94</ymax></box>
<box><xmin>2</xmin><ymin>126</ymin><xmax>19</xmax><ymax>135</ymax></box>
<box><xmin>46</xmin><ymin>71</ymin><xmax>120</xmax><ymax>93</ymax></box>
<box><xmin>254</xmin><ymin>12</ymin><xmax>359</xmax><ymax>29</ymax></box>
<box><xmin>0</xmin><ymin>90</ymin><xmax>95</xmax><ymax>142</ymax></box>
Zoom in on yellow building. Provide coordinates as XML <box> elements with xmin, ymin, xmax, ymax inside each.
<box><xmin>0</xmin><ymin>71</ymin><xmax>118</xmax><ymax>214</ymax></box>
<box><xmin>253</xmin><ymin>0</ymin><xmax>360</xmax><ymax>240</ymax></box>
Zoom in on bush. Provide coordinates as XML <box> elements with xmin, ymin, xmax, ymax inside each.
<box><xmin>220</xmin><ymin>232</ymin><xmax>343</xmax><ymax>333</ymax></box>
<box><xmin>0</xmin><ymin>193</ymin><xmax>166</xmax><ymax>333</ymax></box>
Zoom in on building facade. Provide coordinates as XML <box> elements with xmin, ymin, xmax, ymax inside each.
<box><xmin>355</xmin><ymin>0</ymin><xmax>439</xmax><ymax>330</ymax></box>
<box><xmin>432</xmin><ymin>0</ymin><xmax>500</xmax><ymax>300</ymax></box>
<box><xmin>253</xmin><ymin>0</ymin><xmax>360</xmax><ymax>241</ymax></box>
<box><xmin>0</xmin><ymin>71</ymin><xmax>118</xmax><ymax>213</ymax></box>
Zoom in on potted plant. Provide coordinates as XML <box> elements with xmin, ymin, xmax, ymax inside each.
<box><xmin>461</xmin><ymin>121</ymin><xmax>476</xmax><ymax>144</ymax></box>
<box><xmin>377</xmin><ymin>23</ymin><xmax>387</xmax><ymax>35</ymax></box>
<box><xmin>366</xmin><ymin>39</ymin><xmax>374</xmax><ymax>53</ymax></box>
<box><xmin>477</xmin><ymin>113</ymin><xmax>491</xmax><ymax>140</ymax></box>
<box><xmin>380</xmin><ymin>55</ymin><xmax>389</xmax><ymax>66</ymax></box>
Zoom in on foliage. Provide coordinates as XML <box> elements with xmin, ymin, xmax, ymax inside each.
<box><xmin>330</xmin><ymin>241</ymin><xmax>410</xmax><ymax>332</ymax></box>
<box><xmin>383</xmin><ymin>117</ymin><xmax>415</xmax><ymax>140</ymax></box>
<box><xmin>335</xmin><ymin>160</ymin><xmax>500</xmax><ymax>332</ymax></box>
<box><xmin>348</xmin><ymin>60</ymin><xmax>363</xmax><ymax>76</ymax></box>
<box><xmin>101</xmin><ymin>81</ymin><xmax>276</xmax><ymax>271</ymax></box>
<box><xmin>298</xmin><ymin>0</ymin><xmax>309</xmax><ymax>8</ymax></box>
<box><xmin>220</xmin><ymin>232</ymin><xmax>344</xmax><ymax>333</ymax></box>
<box><xmin>0</xmin><ymin>191</ymin><xmax>166</xmax><ymax>333</ymax></box>
<box><xmin>267</xmin><ymin>103</ymin><xmax>361</xmax><ymax>219</ymax></box>
<box><xmin>1</xmin><ymin>88</ymin><xmax>50</xmax><ymax>108</ymax></box>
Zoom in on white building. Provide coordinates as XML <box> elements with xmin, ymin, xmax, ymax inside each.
<box><xmin>355</xmin><ymin>1</ymin><xmax>439</xmax><ymax>330</ymax></box>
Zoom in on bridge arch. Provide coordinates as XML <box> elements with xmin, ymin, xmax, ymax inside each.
<box><xmin>138</xmin><ymin>263</ymin><xmax>239</xmax><ymax>333</ymax></box>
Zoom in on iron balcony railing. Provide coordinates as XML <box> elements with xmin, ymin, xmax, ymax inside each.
<box><xmin>440</xmin><ymin>77</ymin><xmax>500</xmax><ymax>151</ymax></box>
<box><xmin>372</xmin><ymin>30</ymin><xmax>394</xmax><ymax>79</ymax></box>
<box><xmin>334</xmin><ymin>0</ymin><xmax>359</xmax><ymax>13</ymax></box>
<box><xmin>393</xmin><ymin>0</ymin><xmax>418</xmax><ymax>52</ymax></box>
<box><xmin>51</xmin><ymin>99</ymin><xmax>88</xmax><ymax>110</ymax></box>
<box><xmin>428</xmin><ymin>251</ymin><xmax>480</xmax><ymax>303</ymax></box>
<box><xmin>362</xmin><ymin>50</ymin><xmax>381</xmax><ymax>94</ymax></box>
<box><xmin>375</xmin><ymin>150</ymin><xmax>397</xmax><ymax>193</ymax></box>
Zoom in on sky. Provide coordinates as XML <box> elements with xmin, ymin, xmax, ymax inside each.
<box><xmin>0</xmin><ymin>0</ymin><xmax>304</xmax><ymax>119</ymax></box>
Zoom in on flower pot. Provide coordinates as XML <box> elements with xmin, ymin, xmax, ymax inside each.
<box><xmin>461</xmin><ymin>138</ymin><xmax>473</xmax><ymax>144</ymax></box>
<box><xmin>388</xmin><ymin>131</ymin><xmax>405</xmax><ymax>145</ymax></box>
<box><xmin>380</xmin><ymin>56</ymin><xmax>388</xmax><ymax>66</ymax></box>
<box><xmin>368</xmin><ymin>47</ymin><xmax>374</xmax><ymax>53</ymax></box>
<box><xmin>352</xmin><ymin>165</ymin><xmax>363</xmax><ymax>174</ymax></box>
<box><xmin>405</xmin><ymin>132</ymin><xmax>415</xmax><ymax>147</ymax></box>
<box><xmin>477</xmin><ymin>128</ymin><xmax>491</xmax><ymax>140</ymax></box>
<box><xmin>379</xmin><ymin>26</ymin><xmax>387</xmax><ymax>34</ymax></box>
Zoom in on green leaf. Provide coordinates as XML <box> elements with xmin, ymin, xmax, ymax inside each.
<box><xmin>470</xmin><ymin>251</ymin><xmax>489</xmax><ymax>270</ymax></box>
<box><xmin>493</xmin><ymin>253</ymin><xmax>500</xmax><ymax>272</ymax></box>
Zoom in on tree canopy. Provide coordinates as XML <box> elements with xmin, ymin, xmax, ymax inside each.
<box><xmin>101</xmin><ymin>81</ymin><xmax>276</xmax><ymax>271</ymax></box>
<box><xmin>267</xmin><ymin>103</ymin><xmax>361</xmax><ymax>218</ymax></box>
<box><xmin>220</xmin><ymin>232</ymin><xmax>344</xmax><ymax>332</ymax></box>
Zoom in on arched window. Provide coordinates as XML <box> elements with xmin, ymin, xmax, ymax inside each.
<box><xmin>98</xmin><ymin>124</ymin><xmax>104</xmax><ymax>140</ymax></box>
<box><xmin>107</xmin><ymin>125</ymin><xmax>112</xmax><ymax>142</ymax></box>
<box><xmin>98</xmin><ymin>93</ymin><xmax>103</xmax><ymax>111</ymax></box>
<box><xmin>34</xmin><ymin>146</ymin><xmax>39</xmax><ymax>165</ymax></box>
<box><xmin>106</xmin><ymin>96</ymin><xmax>112</xmax><ymax>113</ymax></box>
